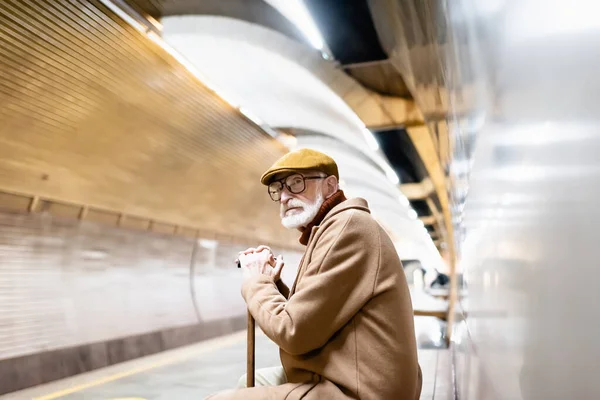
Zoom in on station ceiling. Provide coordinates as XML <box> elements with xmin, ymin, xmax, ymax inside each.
<box><xmin>0</xmin><ymin>0</ymin><xmax>300</xmax><ymax>249</ymax></box>
<box><xmin>118</xmin><ymin>0</ymin><xmax>454</xmax><ymax>253</ymax></box>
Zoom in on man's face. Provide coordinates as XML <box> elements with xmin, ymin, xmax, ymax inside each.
<box><xmin>269</xmin><ymin>171</ymin><xmax>326</xmax><ymax>229</ymax></box>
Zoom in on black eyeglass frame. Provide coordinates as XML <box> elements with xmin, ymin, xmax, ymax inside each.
<box><xmin>267</xmin><ymin>174</ymin><xmax>326</xmax><ymax>201</ymax></box>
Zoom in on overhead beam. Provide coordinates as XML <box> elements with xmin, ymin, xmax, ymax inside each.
<box><xmin>425</xmin><ymin>197</ymin><xmax>444</xmax><ymax>228</ymax></box>
<box><xmin>400</xmin><ymin>177</ymin><xmax>434</xmax><ymax>200</ymax></box>
<box><xmin>419</xmin><ymin>215</ymin><xmax>436</xmax><ymax>225</ymax></box>
<box><xmin>342</xmin><ymin>91</ymin><xmax>424</xmax><ymax>129</ymax></box>
<box><xmin>295</xmin><ymin>55</ymin><xmax>424</xmax><ymax>128</ymax></box>
<box><xmin>437</xmin><ymin>121</ymin><xmax>451</xmax><ymax>170</ymax></box>
<box><xmin>408</xmin><ymin>125</ymin><xmax>450</xmax><ymax>227</ymax></box>
<box><xmin>406</xmin><ymin>124</ymin><xmax>458</xmax><ymax>344</ymax></box>
<box><xmin>342</xmin><ymin>59</ymin><xmax>391</xmax><ymax>69</ymax></box>
<box><xmin>370</xmin><ymin>94</ymin><xmax>424</xmax><ymax>128</ymax></box>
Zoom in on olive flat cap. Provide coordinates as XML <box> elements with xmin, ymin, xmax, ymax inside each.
<box><xmin>260</xmin><ymin>148</ymin><xmax>339</xmax><ymax>185</ymax></box>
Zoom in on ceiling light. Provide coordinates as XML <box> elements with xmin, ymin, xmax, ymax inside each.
<box><xmin>264</xmin><ymin>0</ymin><xmax>325</xmax><ymax>50</ymax></box>
<box><xmin>276</xmin><ymin>133</ymin><xmax>298</xmax><ymax>149</ymax></box>
<box><xmin>398</xmin><ymin>194</ymin><xmax>409</xmax><ymax>207</ymax></box>
<box><xmin>103</xmin><ymin>0</ymin><xmax>286</xmax><ymax>146</ymax></box>
<box><xmin>239</xmin><ymin>107</ymin><xmax>263</xmax><ymax>126</ymax></box>
<box><xmin>98</xmin><ymin>0</ymin><xmax>147</xmax><ymax>32</ymax></box>
<box><xmin>146</xmin><ymin>16</ymin><xmax>163</xmax><ymax>31</ymax></box>
<box><xmin>362</xmin><ymin>127</ymin><xmax>380</xmax><ymax>151</ymax></box>
<box><xmin>385</xmin><ymin>167</ymin><xmax>400</xmax><ymax>185</ymax></box>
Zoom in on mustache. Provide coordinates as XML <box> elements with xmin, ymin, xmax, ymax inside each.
<box><xmin>280</xmin><ymin>199</ymin><xmax>309</xmax><ymax>215</ymax></box>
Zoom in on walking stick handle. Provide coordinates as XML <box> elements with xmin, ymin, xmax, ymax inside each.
<box><xmin>247</xmin><ymin>309</ymin><xmax>255</xmax><ymax>387</ymax></box>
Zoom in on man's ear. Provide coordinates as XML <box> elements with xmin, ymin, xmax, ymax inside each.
<box><xmin>325</xmin><ymin>176</ymin><xmax>339</xmax><ymax>198</ymax></box>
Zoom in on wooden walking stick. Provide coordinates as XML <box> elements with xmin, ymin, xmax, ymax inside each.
<box><xmin>237</xmin><ymin>259</ymin><xmax>256</xmax><ymax>387</ymax></box>
<box><xmin>247</xmin><ymin>309</ymin><xmax>255</xmax><ymax>387</ymax></box>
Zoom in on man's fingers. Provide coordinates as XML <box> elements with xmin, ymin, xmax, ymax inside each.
<box><xmin>238</xmin><ymin>245</ymin><xmax>272</xmax><ymax>257</ymax></box>
<box><xmin>255</xmin><ymin>245</ymin><xmax>272</xmax><ymax>253</ymax></box>
<box><xmin>256</xmin><ymin>245</ymin><xmax>274</xmax><ymax>263</ymax></box>
<box><xmin>274</xmin><ymin>255</ymin><xmax>285</xmax><ymax>275</ymax></box>
<box><xmin>239</xmin><ymin>247</ymin><xmax>257</xmax><ymax>256</ymax></box>
<box><xmin>274</xmin><ymin>263</ymin><xmax>284</xmax><ymax>276</ymax></box>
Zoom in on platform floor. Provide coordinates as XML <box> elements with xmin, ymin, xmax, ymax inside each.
<box><xmin>3</xmin><ymin>330</ymin><xmax>452</xmax><ymax>400</ymax></box>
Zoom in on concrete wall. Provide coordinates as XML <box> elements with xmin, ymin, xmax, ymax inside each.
<box><xmin>0</xmin><ymin>207</ymin><xmax>302</xmax><ymax>394</ymax></box>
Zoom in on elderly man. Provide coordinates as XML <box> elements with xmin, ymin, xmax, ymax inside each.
<box><xmin>209</xmin><ymin>148</ymin><xmax>422</xmax><ymax>400</ymax></box>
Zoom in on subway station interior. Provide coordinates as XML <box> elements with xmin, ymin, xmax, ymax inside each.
<box><xmin>1</xmin><ymin>0</ymin><xmax>599</xmax><ymax>399</ymax></box>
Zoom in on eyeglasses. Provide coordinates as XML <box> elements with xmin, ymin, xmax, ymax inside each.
<box><xmin>268</xmin><ymin>173</ymin><xmax>325</xmax><ymax>201</ymax></box>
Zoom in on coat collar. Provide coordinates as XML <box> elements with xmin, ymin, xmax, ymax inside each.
<box><xmin>301</xmin><ymin>197</ymin><xmax>370</xmax><ymax>246</ymax></box>
<box><xmin>322</xmin><ymin>197</ymin><xmax>370</xmax><ymax>224</ymax></box>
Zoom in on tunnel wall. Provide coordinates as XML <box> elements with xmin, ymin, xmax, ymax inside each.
<box><xmin>0</xmin><ymin>204</ymin><xmax>302</xmax><ymax>394</ymax></box>
<box><xmin>0</xmin><ymin>2</ymin><xmax>306</xmax><ymax>391</ymax></box>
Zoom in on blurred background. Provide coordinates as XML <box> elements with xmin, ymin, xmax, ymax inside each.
<box><xmin>0</xmin><ymin>1</ymin><xmax>599</xmax><ymax>399</ymax></box>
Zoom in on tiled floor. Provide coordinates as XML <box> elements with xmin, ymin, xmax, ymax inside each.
<box><xmin>4</xmin><ymin>331</ymin><xmax>452</xmax><ymax>400</ymax></box>
<box><xmin>419</xmin><ymin>349</ymin><xmax>453</xmax><ymax>400</ymax></box>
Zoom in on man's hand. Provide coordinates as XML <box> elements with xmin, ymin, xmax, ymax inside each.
<box><xmin>237</xmin><ymin>246</ymin><xmax>285</xmax><ymax>282</ymax></box>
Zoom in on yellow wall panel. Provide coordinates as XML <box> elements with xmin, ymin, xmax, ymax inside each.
<box><xmin>0</xmin><ymin>0</ymin><xmax>298</xmax><ymax>249</ymax></box>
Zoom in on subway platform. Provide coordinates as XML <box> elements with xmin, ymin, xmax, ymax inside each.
<box><xmin>2</xmin><ymin>330</ymin><xmax>451</xmax><ymax>400</ymax></box>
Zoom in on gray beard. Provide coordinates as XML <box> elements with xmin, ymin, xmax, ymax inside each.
<box><xmin>280</xmin><ymin>190</ymin><xmax>324</xmax><ymax>230</ymax></box>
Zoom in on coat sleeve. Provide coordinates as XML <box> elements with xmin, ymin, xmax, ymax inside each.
<box><xmin>275</xmin><ymin>279</ymin><xmax>290</xmax><ymax>298</ymax></box>
<box><xmin>241</xmin><ymin>211</ymin><xmax>380</xmax><ymax>355</ymax></box>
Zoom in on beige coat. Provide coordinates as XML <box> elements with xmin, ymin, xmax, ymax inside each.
<box><xmin>217</xmin><ymin>198</ymin><xmax>421</xmax><ymax>399</ymax></box>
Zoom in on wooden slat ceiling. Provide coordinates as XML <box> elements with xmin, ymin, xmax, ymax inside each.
<box><xmin>0</xmin><ymin>0</ymin><xmax>299</xmax><ymax>248</ymax></box>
